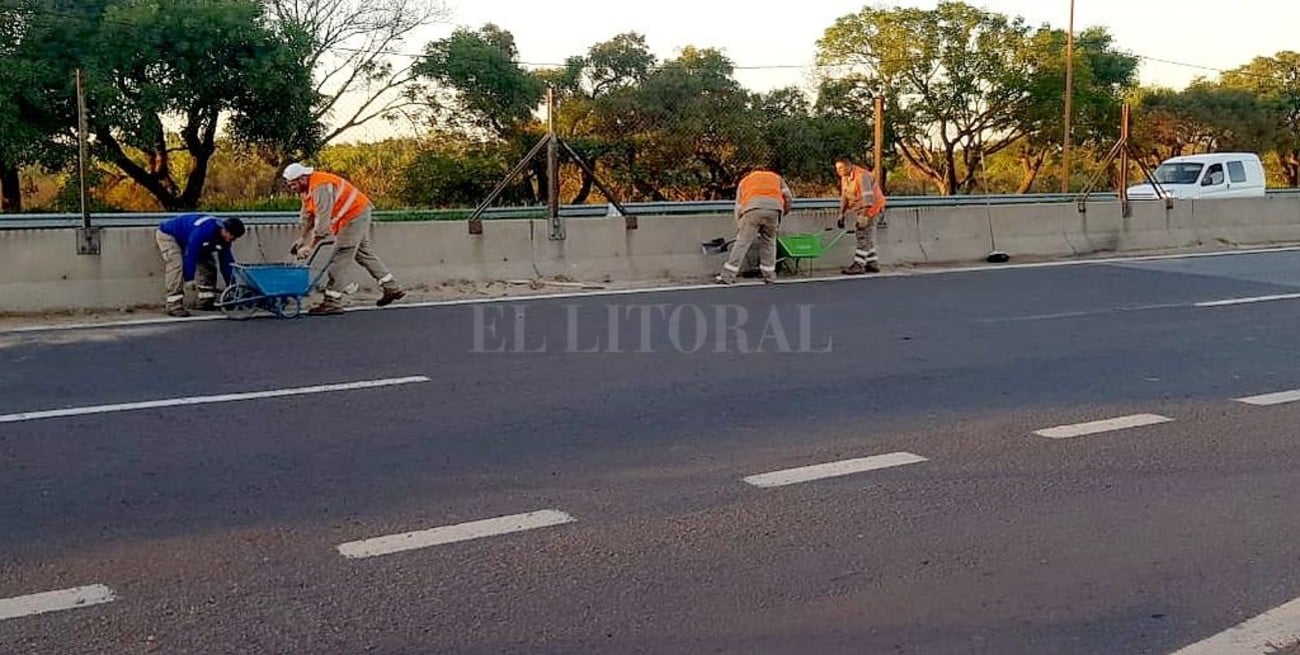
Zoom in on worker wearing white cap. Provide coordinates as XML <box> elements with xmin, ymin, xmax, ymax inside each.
<box><xmin>283</xmin><ymin>163</ymin><xmax>405</xmax><ymax>315</ymax></box>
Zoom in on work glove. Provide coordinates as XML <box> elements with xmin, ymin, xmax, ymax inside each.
<box><xmin>836</xmin><ymin>215</ymin><xmax>846</xmax><ymax>230</ymax></box>
<box><xmin>289</xmin><ymin>239</ymin><xmax>303</xmax><ymax>257</ymax></box>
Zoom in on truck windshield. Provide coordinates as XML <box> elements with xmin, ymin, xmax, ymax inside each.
<box><xmin>1154</xmin><ymin>163</ymin><xmax>1204</xmax><ymax>185</ymax></box>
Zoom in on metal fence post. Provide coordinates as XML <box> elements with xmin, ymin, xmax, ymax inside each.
<box><xmin>75</xmin><ymin>69</ymin><xmax>100</xmax><ymax>255</ymax></box>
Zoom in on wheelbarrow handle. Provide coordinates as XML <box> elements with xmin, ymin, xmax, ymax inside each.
<box><xmin>302</xmin><ymin>238</ymin><xmax>336</xmax><ymax>267</ymax></box>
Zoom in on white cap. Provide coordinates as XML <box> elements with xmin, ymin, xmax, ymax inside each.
<box><xmin>282</xmin><ymin>163</ymin><xmax>314</xmax><ymax>181</ymax></box>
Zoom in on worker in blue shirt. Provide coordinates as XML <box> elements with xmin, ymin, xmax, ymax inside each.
<box><xmin>154</xmin><ymin>214</ymin><xmax>246</xmax><ymax>317</ymax></box>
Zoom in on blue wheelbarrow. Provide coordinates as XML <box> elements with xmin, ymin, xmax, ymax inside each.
<box><xmin>217</xmin><ymin>240</ymin><xmax>332</xmax><ymax>320</ymax></box>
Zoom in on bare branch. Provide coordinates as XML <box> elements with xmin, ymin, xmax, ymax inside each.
<box><xmin>263</xmin><ymin>0</ymin><xmax>449</xmax><ymax>149</ymax></box>
<box><xmin>324</xmin><ymin>98</ymin><xmax>425</xmax><ymax>142</ymax></box>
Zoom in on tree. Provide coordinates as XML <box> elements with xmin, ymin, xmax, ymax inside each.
<box><xmin>12</xmin><ymin>0</ymin><xmax>321</xmax><ymax>211</ymax></box>
<box><xmin>416</xmin><ymin>24</ymin><xmax>544</xmax><ymax>139</ymax></box>
<box><xmin>754</xmin><ymin>86</ymin><xmax>868</xmax><ymax>192</ymax></box>
<box><xmin>1131</xmin><ymin>83</ymin><xmax>1279</xmax><ymax>168</ymax></box>
<box><xmin>262</xmin><ymin>0</ymin><xmax>448</xmax><ymax>152</ymax></box>
<box><xmin>0</xmin><ymin>0</ymin><xmax>76</xmax><ymax>211</ymax></box>
<box><xmin>543</xmin><ymin>33</ymin><xmax>657</xmax><ymax>203</ymax></box>
<box><xmin>1220</xmin><ymin>52</ymin><xmax>1300</xmax><ymax>186</ymax></box>
<box><xmin>414</xmin><ymin>24</ymin><xmax>550</xmax><ymax>205</ymax></box>
<box><xmin>1015</xmin><ymin>26</ymin><xmax>1138</xmax><ymax>193</ymax></box>
<box><xmin>816</xmin><ymin>2</ymin><xmax>1043</xmax><ymax>195</ymax></box>
<box><xmin>581</xmin><ymin>46</ymin><xmax>762</xmax><ymax>201</ymax></box>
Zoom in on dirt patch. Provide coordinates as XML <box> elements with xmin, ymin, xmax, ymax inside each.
<box><xmin>0</xmin><ymin>276</ymin><xmax>716</xmax><ymax>332</ymax></box>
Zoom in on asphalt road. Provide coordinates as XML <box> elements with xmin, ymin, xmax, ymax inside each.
<box><xmin>7</xmin><ymin>251</ymin><xmax>1300</xmax><ymax>654</ymax></box>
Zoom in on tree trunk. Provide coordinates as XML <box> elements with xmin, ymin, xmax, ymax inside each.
<box><xmin>176</xmin><ymin>108</ymin><xmax>220</xmax><ymax>210</ymax></box>
<box><xmin>943</xmin><ymin>147</ymin><xmax>959</xmax><ymax>196</ymax></box>
<box><xmin>1279</xmin><ymin>151</ymin><xmax>1299</xmax><ymax>188</ymax></box>
<box><xmin>572</xmin><ymin>167</ymin><xmax>594</xmax><ymax>204</ymax></box>
<box><xmin>894</xmin><ymin>139</ymin><xmax>946</xmax><ymax>196</ymax></box>
<box><xmin>1017</xmin><ymin>151</ymin><xmax>1047</xmax><ymax>194</ymax></box>
<box><xmin>96</xmin><ymin>128</ymin><xmax>184</xmax><ymax>211</ymax></box>
<box><xmin>526</xmin><ymin>159</ymin><xmax>548</xmax><ymax>205</ymax></box>
<box><xmin>568</xmin><ymin>146</ymin><xmax>595</xmax><ymax>205</ymax></box>
<box><xmin>0</xmin><ymin>160</ymin><xmax>20</xmax><ymax>213</ymax></box>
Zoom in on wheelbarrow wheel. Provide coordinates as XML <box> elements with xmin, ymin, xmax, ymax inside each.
<box><xmin>271</xmin><ymin>295</ymin><xmax>302</xmax><ymax>319</ymax></box>
<box><xmin>219</xmin><ymin>284</ymin><xmax>260</xmax><ymax>321</ymax></box>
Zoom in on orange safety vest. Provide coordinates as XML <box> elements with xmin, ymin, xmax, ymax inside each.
<box><xmin>737</xmin><ymin>170</ymin><xmax>789</xmax><ymax>213</ymax></box>
<box><xmin>842</xmin><ymin>165</ymin><xmax>887</xmax><ymax>218</ymax></box>
<box><xmin>303</xmin><ymin>171</ymin><xmax>370</xmax><ymax>234</ymax></box>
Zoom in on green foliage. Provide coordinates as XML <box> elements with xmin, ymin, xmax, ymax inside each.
<box><xmin>396</xmin><ymin>134</ymin><xmax>524</xmax><ymax>208</ymax></box>
<box><xmin>4</xmin><ymin>0</ymin><xmax>321</xmax><ymax>210</ymax></box>
<box><xmin>415</xmin><ymin>24</ymin><xmax>544</xmax><ymax>138</ymax></box>
<box><xmin>6</xmin><ymin>4</ymin><xmax>1300</xmax><ymax>211</ymax></box>
<box><xmin>817</xmin><ymin>1</ymin><xmax>1137</xmax><ymax>194</ymax></box>
<box><xmin>1219</xmin><ymin>52</ymin><xmax>1300</xmax><ymax>186</ymax></box>
<box><xmin>1132</xmin><ymin>83</ymin><xmax>1280</xmax><ymax>167</ymax></box>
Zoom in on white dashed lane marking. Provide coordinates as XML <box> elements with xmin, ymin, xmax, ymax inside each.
<box><xmin>743</xmin><ymin>452</ymin><xmax>929</xmax><ymax>488</ymax></box>
<box><xmin>1235</xmin><ymin>389</ymin><xmax>1300</xmax><ymax>406</ymax></box>
<box><xmin>1195</xmin><ymin>293</ymin><xmax>1300</xmax><ymax>308</ymax></box>
<box><xmin>1033</xmin><ymin>414</ymin><xmax>1173</xmax><ymax>439</ymax></box>
<box><xmin>337</xmin><ymin>510</ymin><xmax>577</xmax><ymax>559</ymax></box>
<box><xmin>0</xmin><ymin>585</ymin><xmax>117</xmax><ymax>621</ymax></box>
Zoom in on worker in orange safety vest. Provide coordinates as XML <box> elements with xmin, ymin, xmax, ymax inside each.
<box><xmin>282</xmin><ymin>163</ymin><xmax>405</xmax><ymax>315</ymax></box>
<box><xmin>717</xmin><ymin>166</ymin><xmax>794</xmax><ymax>285</ymax></box>
<box><xmin>835</xmin><ymin>156</ymin><xmax>888</xmax><ymax>275</ymax></box>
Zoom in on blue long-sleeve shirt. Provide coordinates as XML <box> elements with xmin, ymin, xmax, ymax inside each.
<box><xmin>158</xmin><ymin>213</ymin><xmax>234</xmax><ymax>285</ymax></box>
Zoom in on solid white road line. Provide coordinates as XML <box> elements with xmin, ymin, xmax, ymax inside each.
<box><xmin>0</xmin><ymin>375</ymin><xmax>431</xmax><ymax>424</ymax></box>
<box><xmin>742</xmin><ymin>452</ymin><xmax>929</xmax><ymax>488</ymax></box>
<box><xmin>1034</xmin><ymin>413</ymin><xmax>1173</xmax><ymax>439</ymax></box>
<box><xmin>1195</xmin><ymin>293</ymin><xmax>1300</xmax><ymax>308</ymax></box>
<box><xmin>0</xmin><ymin>585</ymin><xmax>117</xmax><ymax>621</ymax></box>
<box><xmin>1168</xmin><ymin>595</ymin><xmax>1300</xmax><ymax>655</ymax></box>
<box><xmin>1235</xmin><ymin>389</ymin><xmax>1300</xmax><ymax>406</ymax></box>
<box><xmin>336</xmin><ymin>509</ymin><xmax>577</xmax><ymax>559</ymax></box>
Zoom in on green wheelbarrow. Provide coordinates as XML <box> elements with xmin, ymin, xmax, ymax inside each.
<box><xmin>701</xmin><ymin>228</ymin><xmax>850</xmax><ymax>278</ymax></box>
<box><xmin>776</xmin><ymin>228</ymin><xmax>850</xmax><ymax>276</ymax></box>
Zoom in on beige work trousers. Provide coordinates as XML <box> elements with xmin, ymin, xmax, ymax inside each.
<box><xmin>320</xmin><ymin>209</ymin><xmax>398</xmax><ymax>300</ymax></box>
<box><xmin>155</xmin><ymin>230</ymin><xmax>216</xmax><ymax>309</ymax></box>
<box><xmin>847</xmin><ymin>209</ymin><xmax>879</xmax><ymax>265</ymax></box>
<box><xmin>720</xmin><ymin>208</ymin><xmax>780</xmax><ymax>282</ymax></box>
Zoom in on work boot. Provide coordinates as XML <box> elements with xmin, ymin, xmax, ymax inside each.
<box><xmin>715</xmin><ymin>274</ymin><xmax>735</xmax><ymax>285</ymax></box>
<box><xmin>376</xmin><ymin>287</ymin><xmax>407</xmax><ymax>307</ymax></box>
<box><xmin>195</xmin><ymin>299</ymin><xmax>217</xmax><ymax>312</ymax></box>
<box><xmin>308</xmin><ymin>300</ymin><xmax>345</xmax><ymax>316</ymax></box>
<box><xmin>865</xmin><ymin>261</ymin><xmax>881</xmax><ymax>273</ymax></box>
<box><xmin>763</xmin><ymin>276</ymin><xmax>777</xmax><ymax>285</ymax></box>
<box><xmin>166</xmin><ymin>306</ymin><xmax>190</xmax><ymax>318</ymax></box>
<box><xmin>841</xmin><ymin>262</ymin><xmax>867</xmax><ymax>275</ymax></box>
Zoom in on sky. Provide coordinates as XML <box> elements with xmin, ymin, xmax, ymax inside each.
<box><xmin>344</xmin><ymin>0</ymin><xmax>1300</xmax><ymax>141</ymax></box>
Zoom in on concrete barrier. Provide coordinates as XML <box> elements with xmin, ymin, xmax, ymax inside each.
<box><xmin>1117</xmin><ymin>200</ymin><xmax>1177</xmax><ymax>252</ymax></box>
<box><xmin>989</xmin><ymin>203</ymin><xmax>1084</xmax><ymax>259</ymax></box>
<box><xmin>3</xmin><ymin>195</ymin><xmax>1300</xmax><ymax>313</ymax></box>
<box><xmin>1194</xmin><ymin>196</ymin><xmax>1300</xmax><ymax>246</ymax></box>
